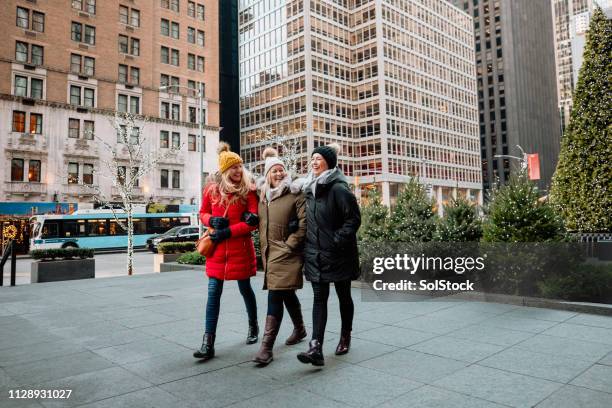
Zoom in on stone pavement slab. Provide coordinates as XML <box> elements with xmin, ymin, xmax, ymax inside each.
<box><xmin>0</xmin><ymin>271</ymin><xmax>611</xmax><ymax>407</ymax></box>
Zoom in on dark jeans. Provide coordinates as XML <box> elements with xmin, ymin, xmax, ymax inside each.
<box><xmin>205</xmin><ymin>277</ymin><xmax>257</xmax><ymax>334</ymax></box>
<box><xmin>311</xmin><ymin>279</ymin><xmax>354</xmax><ymax>344</ymax></box>
<box><xmin>266</xmin><ymin>290</ymin><xmax>302</xmax><ymax>323</ymax></box>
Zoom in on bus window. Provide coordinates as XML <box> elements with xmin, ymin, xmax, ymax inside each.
<box><xmin>133</xmin><ymin>219</ymin><xmax>147</xmax><ymax>234</ymax></box>
<box><xmin>179</xmin><ymin>217</ymin><xmax>190</xmax><ymax>225</ymax></box>
<box><xmin>109</xmin><ymin>220</ymin><xmax>127</xmax><ymax>235</ymax></box>
<box><xmin>87</xmin><ymin>220</ymin><xmax>107</xmax><ymax>236</ymax></box>
<box><xmin>41</xmin><ymin>222</ymin><xmax>59</xmax><ymax>238</ymax></box>
<box><xmin>63</xmin><ymin>220</ymin><xmax>86</xmax><ymax>237</ymax></box>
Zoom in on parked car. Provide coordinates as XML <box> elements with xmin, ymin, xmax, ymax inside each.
<box><xmin>147</xmin><ymin>225</ymin><xmax>200</xmax><ymax>252</ymax></box>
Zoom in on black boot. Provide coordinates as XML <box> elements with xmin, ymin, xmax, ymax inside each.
<box><xmin>246</xmin><ymin>320</ymin><xmax>259</xmax><ymax>344</ymax></box>
<box><xmin>193</xmin><ymin>333</ymin><xmax>215</xmax><ymax>360</ymax></box>
<box><xmin>297</xmin><ymin>339</ymin><xmax>324</xmax><ymax>366</ymax></box>
<box><xmin>285</xmin><ymin>304</ymin><xmax>307</xmax><ymax>346</ymax></box>
<box><xmin>335</xmin><ymin>330</ymin><xmax>351</xmax><ymax>355</ymax></box>
<box><xmin>252</xmin><ymin>315</ymin><xmax>280</xmax><ymax>365</ymax></box>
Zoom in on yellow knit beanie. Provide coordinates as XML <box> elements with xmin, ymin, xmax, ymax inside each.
<box><xmin>217</xmin><ymin>142</ymin><xmax>243</xmax><ymax>173</ymax></box>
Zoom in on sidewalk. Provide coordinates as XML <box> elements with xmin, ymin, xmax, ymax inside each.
<box><xmin>1</xmin><ymin>270</ymin><xmax>611</xmax><ymax>408</ymax></box>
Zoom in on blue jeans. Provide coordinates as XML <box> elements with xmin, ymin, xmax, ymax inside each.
<box><xmin>205</xmin><ymin>277</ymin><xmax>258</xmax><ymax>334</ymax></box>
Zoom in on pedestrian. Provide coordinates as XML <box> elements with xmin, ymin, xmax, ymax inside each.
<box><xmin>252</xmin><ymin>147</ymin><xmax>307</xmax><ymax>365</ymax></box>
<box><xmin>193</xmin><ymin>142</ymin><xmax>260</xmax><ymax>361</ymax></box>
<box><xmin>296</xmin><ymin>143</ymin><xmax>361</xmax><ymax>366</ymax></box>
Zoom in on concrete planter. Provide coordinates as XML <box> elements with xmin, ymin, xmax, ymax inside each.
<box><xmin>160</xmin><ymin>261</ymin><xmax>203</xmax><ymax>272</ymax></box>
<box><xmin>154</xmin><ymin>253</ymin><xmax>182</xmax><ymax>272</ymax></box>
<box><xmin>31</xmin><ymin>258</ymin><xmax>95</xmax><ymax>283</ymax></box>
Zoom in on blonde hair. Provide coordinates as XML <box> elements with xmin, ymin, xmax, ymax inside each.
<box><xmin>207</xmin><ymin>165</ymin><xmax>252</xmax><ymax>207</ymax></box>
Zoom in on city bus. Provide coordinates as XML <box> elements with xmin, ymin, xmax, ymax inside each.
<box><xmin>29</xmin><ymin>209</ymin><xmax>197</xmax><ymax>251</ymax></box>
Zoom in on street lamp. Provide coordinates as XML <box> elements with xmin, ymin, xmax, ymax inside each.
<box><xmin>494</xmin><ymin>144</ymin><xmax>527</xmax><ymax>170</ymax></box>
<box><xmin>160</xmin><ymin>84</ymin><xmax>205</xmax><ymax>235</ymax></box>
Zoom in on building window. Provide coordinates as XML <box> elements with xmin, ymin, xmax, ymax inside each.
<box><xmin>160</xmin><ymin>74</ymin><xmax>169</xmax><ymax>87</ymax></box>
<box><xmin>16</xmin><ymin>7</ymin><xmax>29</xmax><ymax>29</ymax></box>
<box><xmin>131</xmin><ymin>9</ymin><xmax>140</xmax><ymax>27</ymax></box>
<box><xmin>171</xmin><ymin>104</ymin><xmax>180</xmax><ymax>120</ymax></box>
<box><xmin>170</xmin><ymin>76</ymin><xmax>180</xmax><ymax>88</ymax></box>
<box><xmin>31</xmin><ymin>45</ymin><xmax>43</xmax><ymax>65</ymax></box>
<box><xmin>119</xmin><ymin>6</ymin><xmax>129</xmax><ymax>24</ymax></box>
<box><xmin>171</xmin><ymin>49</ymin><xmax>179</xmax><ymax>66</ymax></box>
<box><xmin>69</xmin><ymin>118</ymin><xmax>80</xmax><ymax>138</ymax></box>
<box><xmin>71</xmin><ymin>22</ymin><xmax>82</xmax><ymax>41</ymax></box>
<box><xmin>118</xmin><ymin>94</ymin><xmax>128</xmax><ymax>112</ymax></box>
<box><xmin>130</xmin><ymin>96</ymin><xmax>140</xmax><ymax>114</ymax></box>
<box><xmin>131</xmin><ymin>38</ymin><xmax>140</xmax><ymax>56</ymax></box>
<box><xmin>188</xmin><ymin>53</ymin><xmax>195</xmax><ymax>70</ymax></box>
<box><xmin>72</xmin><ymin>0</ymin><xmax>96</xmax><ymax>14</ymax></box>
<box><xmin>188</xmin><ymin>2</ymin><xmax>195</xmax><ymax>17</ymax></box>
<box><xmin>14</xmin><ymin>75</ymin><xmax>28</xmax><ymax>97</ymax></box>
<box><xmin>84</xmin><ymin>88</ymin><xmax>94</xmax><ymax>107</ymax></box>
<box><xmin>29</xmin><ymin>113</ymin><xmax>42</xmax><ymax>134</ymax></box>
<box><xmin>71</xmin><ymin>54</ymin><xmax>95</xmax><ymax>76</ymax></box>
<box><xmin>197</xmin><ymin>56</ymin><xmax>204</xmax><ymax>72</ymax></box>
<box><xmin>197</xmin><ymin>4</ymin><xmax>205</xmax><ymax>20</ymax></box>
<box><xmin>29</xmin><ymin>160</ymin><xmax>41</xmax><ymax>182</ymax></box>
<box><xmin>130</xmin><ymin>127</ymin><xmax>139</xmax><ymax>145</ymax></box>
<box><xmin>160</xmin><ymin>169</ymin><xmax>169</xmax><ymax>188</ymax></box>
<box><xmin>172</xmin><ymin>132</ymin><xmax>180</xmax><ymax>148</ymax></box>
<box><xmin>31</xmin><ymin>78</ymin><xmax>43</xmax><ymax>99</ymax></box>
<box><xmin>170</xmin><ymin>0</ymin><xmax>179</xmax><ymax>12</ymax></box>
<box><xmin>189</xmin><ymin>107</ymin><xmax>196</xmax><ymax>123</ymax></box>
<box><xmin>118</xmin><ymin>64</ymin><xmax>128</xmax><ymax>83</ymax></box>
<box><xmin>32</xmin><ymin>11</ymin><xmax>44</xmax><ymax>32</ymax></box>
<box><xmin>119</xmin><ymin>35</ymin><xmax>128</xmax><ymax>53</ymax></box>
<box><xmin>130</xmin><ymin>67</ymin><xmax>140</xmax><ymax>85</ymax></box>
<box><xmin>15</xmin><ymin>42</ymin><xmax>28</xmax><ymax>62</ymax></box>
<box><xmin>197</xmin><ymin>30</ymin><xmax>205</xmax><ymax>47</ymax></box>
<box><xmin>12</xmin><ymin>111</ymin><xmax>26</xmax><ymax>132</ymax></box>
<box><xmin>172</xmin><ymin>170</ymin><xmax>180</xmax><ymax>188</ymax></box>
<box><xmin>84</xmin><ymin>25</ymin><xmax>95</xmax><ymax>45</ymax></box>
<box><xmin>68</xmin><ymin>163</ymin><xmax>79</xmax><ymax>184</ymax></box>
<box><xmin>11</xmin><ymin>159</ymin><xmax>24</xmax><ymax>182</ymax></box>
<box><xmin>160</xmin><ymin>131</ymin><xmax>169</xmax><ymax>148</ymax></box>
<box><xmin>72</xmin><ymin>22</ymin><xmax>95</xmax><ymax>45</ymax></box>
<box><xmin>187</xmin><ymin>27</ymin><xmax>195</xmax><ymax>43</ymax></box>
<box><xmin>84</xmin><ymin>120</ymin><xmax>94</xmax><ymax>140</ymax></box>
<box><xmin>171</xmin><ymin>22</ymin><xmax>180</xmax><ymax>39</ymax></box>
<box><xmin>161</xmin><ymin>19</ymin><xmax>169</xmax><ymax>36</ymax></box>
<box><xmin>161</xmin><ymin>102</ymin><xmax>169</xmax><ymax>118</ymax></box>
<box><xmin>161</xmin><ymin>46</ymin><xmax>169</xmax><ymax>64</ymax></box>
<box><xmin>83</xmin><ymin>164</ymin><xmax>93</xmax><ymax>185</ymax></box>
<box><xmin>70</xmin><ymin>85</ymin><xmax>95</xmax><ymax>107</ymax></box>
<box><xmin>188</xmin><ymin>134</ymin><xmax>196</xmax><ymax>151</ymax></box>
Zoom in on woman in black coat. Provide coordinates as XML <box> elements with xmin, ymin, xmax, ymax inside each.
<box><xmin>296</xmin><ymin>143</ymin><xmax>361</xmax><ymax>366</ymax></box>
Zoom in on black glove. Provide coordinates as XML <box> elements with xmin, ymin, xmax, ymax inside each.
<box><xmin>287</xmin><ymin>218</ymin><xmax>299</xmax><ymax>234</ymax></box>
<box><xmin>210</xmin><ymin>228</ymin><xmax>231</xmax><ymax>243</ymax></box>
<box><xmin>209</xmin><ymin>216</ymin><xmax>229</xmax><ymax>229</ymax></box>
<box><xmin>241</xmin><ymin>211</ymin><xmax>259</xmax><ymax>227</ymax></box>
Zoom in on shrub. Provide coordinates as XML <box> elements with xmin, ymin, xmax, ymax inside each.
<box><xmin>177</xmin><ymin>251</ymin><xmax>206</xmax><ymax>265</ymax></box>
<box><xmin>358</xmin><ymin>188</ymin><xmax>389</xmax><ymax>242</ymax></box>
<box><xmin>538</xmin><ymin>263</ymin><xmax>612</xmax><ymax>302</ymax></box>
<box><xmin>157</xmin><ymin>242</ymin><xmax>196</xmax><ymax>254</ymax></box>
<box><xmin>388</xmin><ymin>178</ymin><xmax>437</xmax><ymax>242</ymax></box>
<box><xmin>435</xmin><ymin>197</ymin><xmax>482</xmax><ymax>242</ymax></box>
<box><xmin>30</xmin><ymin>248</ymin><xmax>94</xmax><ymax>261</ymax></box>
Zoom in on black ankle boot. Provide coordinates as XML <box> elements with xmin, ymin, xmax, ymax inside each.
<box><xmin>297</xmin><ymin>339</ymin><xmax>324</xmax><ymax>366</ymax></box>
<box><xmin>246</xmin><ymin>320</ymin><xmax>259</xmax><ymax>344</ymax></box>
<box><xmin>335</xmin><ymin>330</ymin><xmax>351</xmax><ymax>355</ymax></box>
<box><xmin>193</xmin><ymin>333</ymin><xmax>215</xmax><ymax>360</ymax></box>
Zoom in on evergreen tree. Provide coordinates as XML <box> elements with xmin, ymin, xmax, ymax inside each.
<box><xmin>435</xmin><ymin>197</ymin><xmax>482</xmax><ymax>242</ymax></box>
<box><xmin>388</xmin><ymin>178</ymin><xmax>437</xmax><ymax>242</ymax></box>
<box><xmin>550</xmin><ymin>7</ymin><xmax>611</xmax><ymax>232</ymax></box>
<box><xmin>483</xmin><ymin>171</ymin><xmax>564</xmax><ymax>242</ymax></box>
<box><xmin>358</xmin><ymin>188</ymin><xmax>389</xmax><ymax>242</ymax></box>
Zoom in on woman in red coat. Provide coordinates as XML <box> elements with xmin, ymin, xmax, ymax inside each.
<box><xmin>193</xmin><ymin>142</ymin><xmax>259</xmax><ymax>361</ymax></box>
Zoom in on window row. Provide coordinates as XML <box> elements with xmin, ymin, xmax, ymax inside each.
<box><xmin>15</xmin><ymin>42</ymin><xmax>43</xmax><ymax>66</ymax></box>
<box><xmin>72</xmin><ymin>0</ymin><xmax>96</xmax><ymax>14</ymax></box>
<box><xmin>68</xmin><ymin>118</ymin><xmax>95</xmax><ymax>140</ymax></box>
<box><xmin>16</xmin><ymin>6</ymin><xmax>44</xmax><ymax>32</ymax></box>
<box><xmin>118</xmin><ymin>65</ymin><xmax>140</xmax><ymax>85</ymax></box>
<box><xmin>119</xmin><ymin>5</ymin><xmax>140</xmax><ymax>27</ymax></box>
<box><xmin>161</xmin><ymin>0</ymin><xmax>205</xmax><ymax>20</ymax></box>
<box><xmin>11</xmin><ymin>159</ymin><xmax>41</xmax><ymax>183</ymax></box>
<box><xmin>67</xmin><ymin>162</ymin><xmax>95</xmax><ymax>185</ymax></box>
<box><xmin>119</xmin><ymin>35</ymin><xmax>140</xmax><ymax>56</ymax></box>
<box><xmin>11</xmin><ymin>111</ymin><xmax>42</xmax><ymax>134</ymax></box>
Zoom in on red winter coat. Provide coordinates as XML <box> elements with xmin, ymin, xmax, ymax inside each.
<box><xmin>199</xmin><ymin>184</ymin><xmax>258</xmax><ymax>280</ymax></box>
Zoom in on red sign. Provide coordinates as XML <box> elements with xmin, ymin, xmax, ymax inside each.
<box><xmin>527</xmin><ymin>154</ymin><xmax>540</xmax><ymax>180</ymax></box>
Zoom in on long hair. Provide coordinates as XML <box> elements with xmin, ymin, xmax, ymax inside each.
<box><xmin>208</xmin><ymin>166</ymin><xmax>253</xmax><ymax>207</ymax></box>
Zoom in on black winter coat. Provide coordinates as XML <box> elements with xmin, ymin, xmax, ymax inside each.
<box><xmin>303</xmin><ymin>168</ymin><xmax>361</xmax><ymax>283</ymax></box>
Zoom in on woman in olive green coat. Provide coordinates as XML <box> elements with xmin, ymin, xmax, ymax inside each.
<box><xmin>253</xmin><ymin>147</ymin><xmax>307</xmax><ymax>365</ymax></box>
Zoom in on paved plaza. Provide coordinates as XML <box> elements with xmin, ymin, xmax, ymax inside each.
<box><xmin>1</xmin><ymin>270</ymin><xmax>612</xmax><ymax>408</ymax></box>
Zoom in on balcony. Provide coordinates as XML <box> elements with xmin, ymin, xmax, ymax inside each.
<box><xmin>4</xmin><ymin>181</ymin><xmax>47</xmax><ymax>198</ymax></box>
<box><xmin>63</xmin><ymin>138</ymin><xmax>99</xmax><ymax>160</ymax></box>
<box><xmin>5</xmin><ymin>133</ymin><xmax>48</xmax><ymax>154</ymax></box>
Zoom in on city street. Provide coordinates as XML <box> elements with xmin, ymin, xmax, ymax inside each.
<box><xmin>2</xmin><ymin>251</ymin><xmax>161</xmax><ymax>286</ymax></box>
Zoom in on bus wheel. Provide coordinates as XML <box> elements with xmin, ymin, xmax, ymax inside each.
<box><xmin>62</xmin><ymin>243</ymin><xmax>79</xmax><ymax>249</ymax></box>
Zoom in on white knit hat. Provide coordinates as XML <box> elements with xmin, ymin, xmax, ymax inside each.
<box><xmin>263</xmin><ymin>147</ymin><xmax>285</xmax><ymax>176</ymax></box>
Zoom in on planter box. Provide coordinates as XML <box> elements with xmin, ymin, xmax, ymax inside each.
<box><xmin>154</xmin><ymin>253</ymin><xmax>182</xmax><ymax>272</ymax></box>
<box><xmin>31</xmin><ymin>259</ymin><xmax>95</xmax><ymax>283</ymax></box>
<box><xmin>159</xmin><ymin>261</ymin><xmax>202</xmax><ymax>272</ymax></box>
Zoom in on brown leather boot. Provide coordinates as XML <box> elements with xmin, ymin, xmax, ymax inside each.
<box><xmin>335</xmin><ymin>330</ymin><xmax>351</xmax><ymax>355</ymax></box>
<box><xmin>252</xmin><ymin>315</ymin><xmax>280</xmax><ymax>365</ymax></box>
<box><xmin>285</xmin><ymin>306</ymin><xmax>307</xmax><ymax>345</ymax></box>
